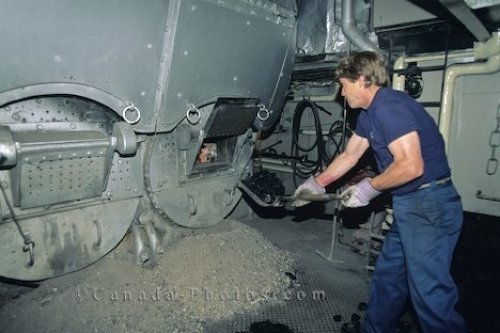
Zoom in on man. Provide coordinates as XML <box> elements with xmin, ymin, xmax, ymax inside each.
<box><xmin>293</xmin><ymin>51</ymin><xmax>467</xmax><ymax>333</ymax></box>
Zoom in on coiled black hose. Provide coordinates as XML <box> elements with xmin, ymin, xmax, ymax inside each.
<box><xmin>290</xmin><ymin>99</ymin><xmax>325</xmax><ymax>178</ymax></box>
<box><xmin>324</xmin><ymin>119</ymin><xmax>346</xmax><ymax>163</ymax></box>
<box><xmin>290</xmin><ymin>99</ymin><xmax>350</xmax><ymax>187</ymax></box>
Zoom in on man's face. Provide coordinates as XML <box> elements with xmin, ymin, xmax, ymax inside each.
<box><xmin>339</xmin><ymin>77</ymin><xmax>368</xmax><ymax>109</ymax></box>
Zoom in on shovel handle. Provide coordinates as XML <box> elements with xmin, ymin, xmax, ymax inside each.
<box><xmin>280</xmin><ymin>193</ymin><xmax>344</xmax><ymax>202</ymax></box>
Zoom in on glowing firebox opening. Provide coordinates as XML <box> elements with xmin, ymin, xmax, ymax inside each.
<box><xmin>191</xmin><ymin>137</ymin><xmax>236</xmax><ymax>175</ymax></box>
<box><xmin>197</xmin><ymin>143</ymin><xmax>218</xmax><ymax>164</ymax></box>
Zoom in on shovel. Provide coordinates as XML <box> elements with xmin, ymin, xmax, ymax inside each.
<box><xmin>238</xmin><ymin>181</ymin><xmax>343</xmax><ymax>207</ymax></box>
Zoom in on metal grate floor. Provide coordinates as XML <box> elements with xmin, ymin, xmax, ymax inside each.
<box><xmin>205</xmin><ymin>214</ymin><xmax>371</xmax><ymax>333</ymax></box>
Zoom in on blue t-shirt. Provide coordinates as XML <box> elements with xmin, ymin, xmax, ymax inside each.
<box><xmin>355</xmin><ymin>87</ymin><xmax>450</xmax><ymax>195</ymax></box>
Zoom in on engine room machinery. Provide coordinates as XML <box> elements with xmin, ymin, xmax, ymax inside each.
<box><xmin>0</xmin><ymin>0</ymin><xmax>297</xmax><ymax>281</ymax></box>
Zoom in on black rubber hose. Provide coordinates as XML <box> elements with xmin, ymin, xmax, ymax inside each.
<box><xmin>324</xmin><ymin>120</ymin><xmax>346</xmax><ymax>164</ymax></box>
<box><xmin>290</xmin><ymin>99</ymin><xmax>325</xmax><ymax>179</ymax></box>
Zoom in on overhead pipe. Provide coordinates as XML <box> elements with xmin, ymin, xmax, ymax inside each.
<box><xmin>290</xmin><ymin>0</ymin><xmax>381</xmax><ymax>104</ymax></box>
<box><xmin>440</xmin><ymin>32</ymin><xmax>500</xmax><ymax>153</ymax></box>
<box><xmin>289</xmin><ymin>0</ymin><xmax>378</xmax><ymax>103</ymax></box>
<box><xmin>391</xmin><ymin>50</ymin><xmax>475</xmax><ymax>91</ymax></box>
<box><xmin>341</xmin><ymin>0</ymin><xmax>381</xmax><ymax>54</ymax></box>
<box><xmin>294</xmin><ymin>0</ymin><xmax>378</xmax><ymax>102</ymax></box>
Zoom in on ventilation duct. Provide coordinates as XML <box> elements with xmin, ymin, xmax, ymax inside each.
<box><xmin>340</xmin><ymin>0</ymin><xmax>380</xmax><ymax>53</ymax></box>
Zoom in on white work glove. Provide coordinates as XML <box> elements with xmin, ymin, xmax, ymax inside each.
<box><xmin>341</xmin><ymin>178</ymin><xmax>381</xmax><ymax>208</ymax></box>
<box><xmin>292</xmin><ymin>176</ymin><xmax>325</xmax><ymax>207</ymax></box>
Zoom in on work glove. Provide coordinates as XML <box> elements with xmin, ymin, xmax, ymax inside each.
<box><xmin>341</xmin><ymin>178</ymin><xmax>381</xmax><ymax>208</ymax></box>
<box><xmin>292</xmin><ymin>176</ymin><xmax>325</xmax><ymax>207</ymax></box>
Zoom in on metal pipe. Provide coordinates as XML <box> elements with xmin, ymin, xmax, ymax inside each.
<box><xmin>257</xmin><ymin>157</ymin><xmax>291</xmax><ymax>165</ymax></box>
<box><xmin>300</xmin><ymin>129</ymin><xmax>333</xmax><ymax>135</ymax></box>
<box><xmin>439</xmin><ymin>33</ymin><xmax>500</xmax><ymax>151</ymax></box>
<box><xmin>341</xmin><ymin>0</ymin><xmax>380</xmax><ymax>54</ymax></box>
<box><xmin>258</xmin><ymin>162</ymin><xmax>296</xmax><ymax>174</ymax></box>
<box><xmin>392</xmin><ymin>50</ymin><xmax>475</xmax><ymax>91</ymax></box>
<box><xmin>18</xmin><ymin>141</ymin><xmax>109</xmax><ymax>154</ymax></box>
<box><xmin>390</xmin><ymin>40</ymin><xmax>499</xmax><ymax>153</ymax></box>
<box><xmin>440</xmin><ymin>52</ymin><xmax>500</xmax><ymax>152</ymax></box>
<box><xmin>392</xmin><ymin>56</ymin><xmax>407</xmax><ymax>91</ymax></box>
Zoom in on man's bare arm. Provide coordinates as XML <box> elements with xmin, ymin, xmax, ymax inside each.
<box><xmin>315</xmin><ymin>133</ymin><xmax>370</xmax><ymax>187</ymax></box>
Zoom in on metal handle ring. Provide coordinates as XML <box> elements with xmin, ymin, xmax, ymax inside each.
<box><xmin>257</xmin><ymin>105</ymin><xmax>270</xmax><ymax>122</ymax></box>
<box><xmin>122</xmin><ymin>105</ymin><xmax>141</xmax><ymax>124</ymax></box>
<box><xmin>186</xmin><ymin>104</ymin><xmax>201</xmax><ymax>125</ymax></box>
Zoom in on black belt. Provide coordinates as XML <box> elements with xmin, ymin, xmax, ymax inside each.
<box><xmin>418</xmin><ymin>177</ymin><xmax>451</xmax><ymax>190</ymax></box>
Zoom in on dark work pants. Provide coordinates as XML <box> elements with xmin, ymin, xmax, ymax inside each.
<box><xmin>361</xmin><ymin>181</ymin><xmax>467</xmax><ymax>333</ymax></box>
